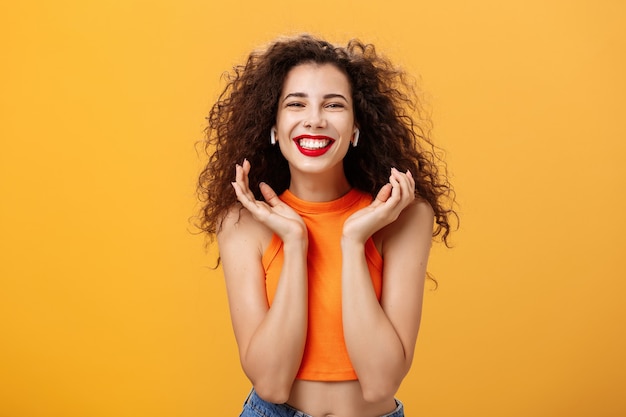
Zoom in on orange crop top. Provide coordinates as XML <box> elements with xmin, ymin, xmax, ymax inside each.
<box><xmin>262</xmin><ymin>188</ymin><xmax>383</xmax><ymax>381</ymax></box>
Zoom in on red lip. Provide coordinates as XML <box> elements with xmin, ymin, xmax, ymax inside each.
<box><xmin>293</xmin><ymin>135</ymin><xmax>335</xmax><ymax>157</ymax></box>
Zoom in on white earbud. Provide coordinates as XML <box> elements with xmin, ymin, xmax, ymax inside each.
<box><xmin>270</xmin><ymin>128</ymin><xmax>277</xmax><ymax>145</ymax></box>
<box><xmin>352</xmin><ymin>128</ymin><xmax>360</xmax><ymax>147</ymax></box>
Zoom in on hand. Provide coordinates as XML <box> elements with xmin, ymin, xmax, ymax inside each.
<box><xmin>231</xmin><ymin>159</ymin><xmax>307</xmax><ymax>244</ymax></box>
<box><xmin>342</xmin><ymin>168</ymin><xmax>416</xmax><ymax>244</ymax></box>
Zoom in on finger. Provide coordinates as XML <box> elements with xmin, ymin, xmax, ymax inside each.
<box><xmin>232</xmin><ymin>181</ymin><xmax>255</xmax><ymax>206</ymax></box>
<box><xmin>406</xmin><ymin>169</ymin><xmax>415</xmax><ymax>189</ymax></box>
<box><xmin>401</xmin><ymin>169</ymin><xmax>416</xmax><ymax>201</ymax></box>
<box><xmin>259</xmin><ymin>182</ymin><xmax>281</xmax><ymax>207</ymax></box>
<box><xmin>233</xmin><ymin>165</ymin><xmax>247</xmax><ymax>198</ymax></box>
<box><xmin>234</xmin><ymin>163</ymin><xmax>255</xmax><ymax>201</ymax></box>
<box><xmin>242</xmin><ymin>158</ymin><xmax>251</xmax><ymax>190</ymax></box>
<box><xmin>391</xmin><ymin>168</ymin><xmax>415</xmax><ymax>203</ymax></box>
<box><xmin>374</xmin><ymin>183</ymin><xmax>393</xmax><ymax>204</ymax></box>
<box><xmin>388</xmin><ymin>168</ymin><xmax>402</xmax><ymax>201</ymax></box>
<box><xmin>405</xmin><ymin>170</ymin><xmax>416</xmax><ymax>199</ymax></box>
<box><xmin>232</xmin><ymin>181</ymin><xmax>272</xmax><ymax>222</ymax></box>
<box><xmin>231</xmin><ymin>181</ymin><xmax>249</xmax><ymax>206</ymax></box>
<box><xmin>233</xmin><ymin>171</ymin><xmax>258</xmax><ymax>211</ymax></box>
<box><xmin>395</xmin><ymin>170</ymin><xmax>412</xmax><ymax>201</ymax></box>
<box><xmin>236</xmin><ymin>160</ymin><xmax>251</xmax><ymax>194</ymax></box>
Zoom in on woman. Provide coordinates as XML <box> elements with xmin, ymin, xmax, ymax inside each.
<box><xmin>198</xmin><ymin>34</ymin><xmax>455</xmax><ymax>417</ymax></box>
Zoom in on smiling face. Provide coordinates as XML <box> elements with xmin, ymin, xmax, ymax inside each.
<box><xmin>274</xmin><ymin>63</ymin><xmax>357</xmax><ymax>183</ymax></box>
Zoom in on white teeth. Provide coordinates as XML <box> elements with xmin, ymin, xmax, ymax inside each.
<box><xmin>298</xmin><ymin>138</ymin><xmax>330</xmax><ymax>150</ymax></box>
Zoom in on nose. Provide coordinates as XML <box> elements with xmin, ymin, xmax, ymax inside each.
<box><xmin>303</xmin><ymin>107</ymin><xmax>327</xmax><ymax>129</ymax></box>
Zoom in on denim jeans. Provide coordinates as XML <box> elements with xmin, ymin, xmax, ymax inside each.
<box><xmin>238</xmin><ymin>389</ymin><xmax>405</xmax><ymax>417</ymax></box>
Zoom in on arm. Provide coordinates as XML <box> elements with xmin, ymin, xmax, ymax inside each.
<box><xmin>341</xmin><ymin>168</ymin><xmax>434</xmax><ymax>402</ymax></box>
<box><xmin>217</xmin><ymin>159</ymin><xmax>308</xmax><ymax>403</ymax></box>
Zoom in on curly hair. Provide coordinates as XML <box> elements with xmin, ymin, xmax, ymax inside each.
<box><xmin>197</xmin><ymin>34</ymin><xmax>457</xmax><ymax>246</ymax></box>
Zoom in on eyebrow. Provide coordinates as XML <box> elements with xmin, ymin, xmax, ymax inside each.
<box><xmin>282</xmin><ymin>92</ymin><xmax>349</xmax><ymax>102</ymax></box>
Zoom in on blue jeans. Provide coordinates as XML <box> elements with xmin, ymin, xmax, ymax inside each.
<box><xmin>239</xmin><ymin>389</ymin><xmax>405</xmax><ymax>417</ymax></box>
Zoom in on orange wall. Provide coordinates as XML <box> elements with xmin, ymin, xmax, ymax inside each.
<box><xmin>1</xmin><ymin>1</ymin><xmax>625</xmax><ymax>416</ymax></box>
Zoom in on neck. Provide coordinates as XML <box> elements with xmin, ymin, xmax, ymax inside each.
<box><xmin>288</xmin><ymin>169</ymin><xmax>351</xmax><ymax>202</ymax></box>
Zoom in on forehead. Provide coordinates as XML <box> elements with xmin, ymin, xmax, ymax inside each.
<box><xmin>281</xmin><ymin>63</ymin><xmax>352</xmax><ymax>96</ymax></box>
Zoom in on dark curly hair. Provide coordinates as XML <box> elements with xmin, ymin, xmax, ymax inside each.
<box><xmin>197</xmin><ymin>34</ymin><xmax>457</xmax><ymax>245</ymax></box>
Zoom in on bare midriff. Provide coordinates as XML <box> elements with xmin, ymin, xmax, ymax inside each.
<box><xmin>286</xmin><ymin>380</ymin><xmax>397</xmax><ymax>417</ymax></box>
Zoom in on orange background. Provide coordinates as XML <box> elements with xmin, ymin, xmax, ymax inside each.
<box><xmin>1</xmin><ymin>1</ymin><xmax>625</xmax><ymax>416</ymax></box>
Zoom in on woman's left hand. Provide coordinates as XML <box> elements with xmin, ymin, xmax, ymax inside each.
<box><xmin>342</xmin><ymin>167</ymin><xmax>416</xmax><ymax>244</ymax></box>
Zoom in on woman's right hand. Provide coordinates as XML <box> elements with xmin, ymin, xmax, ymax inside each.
<box><xmin>231</xmin><ymin>159</ymin><xmax>307</xmax><ymax>244</ymax></box>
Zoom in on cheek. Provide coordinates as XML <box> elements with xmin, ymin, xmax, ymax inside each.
<box><xmin>337</xmin><ymin>120</ymin><xmax>356</xmax><ymax>137</ymax></box>
<box><xmin>331</xmin><ymin>112</ymin><xmax>355</xmax><ymax>128</ymax></box>
<box><xmin>276</xmin><ymin>116</ymin><xmax>299</xmax><ymax>137</ymax></box>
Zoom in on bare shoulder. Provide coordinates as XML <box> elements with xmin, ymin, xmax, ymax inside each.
<box><xmin>409</xmin><ymin>199</ymin><xmax>434</xmax><ymax>233</ymax></box>
<box><xmin>375</xmin><ymin>199</ymin><xmax>434</xmax><ymax>251</ymax></box>
<box><xmin>217</xmin><ymin>204</ymin><xmax>274</xmax><ymax>258</ymax></box>
<box><xmin>399</xmin><ymin>198</ymin><xmax>434</xmax><ymax>225</ymax></box>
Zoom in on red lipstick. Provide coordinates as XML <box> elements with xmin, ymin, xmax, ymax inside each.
<box><xmin>293</xmin><ymin>135</ymin><xmax>335</xmax><ymax>157</ymax></box>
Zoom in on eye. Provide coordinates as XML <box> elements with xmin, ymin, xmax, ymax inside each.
<box><xmin>326</xmin><ymin>103</ymin><xmax>345</xmax><ymax>109</ymax></box>
<box><xmin>285</xmin><ymin>101</ymin><xmax>305</xmax><ymax>108</ymax></box>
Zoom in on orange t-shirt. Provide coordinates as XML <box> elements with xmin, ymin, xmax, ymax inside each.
<box><xmin>262</xmin><ymin>189</ymin><xmax>383</xmax><ymax>381</ymax></box>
